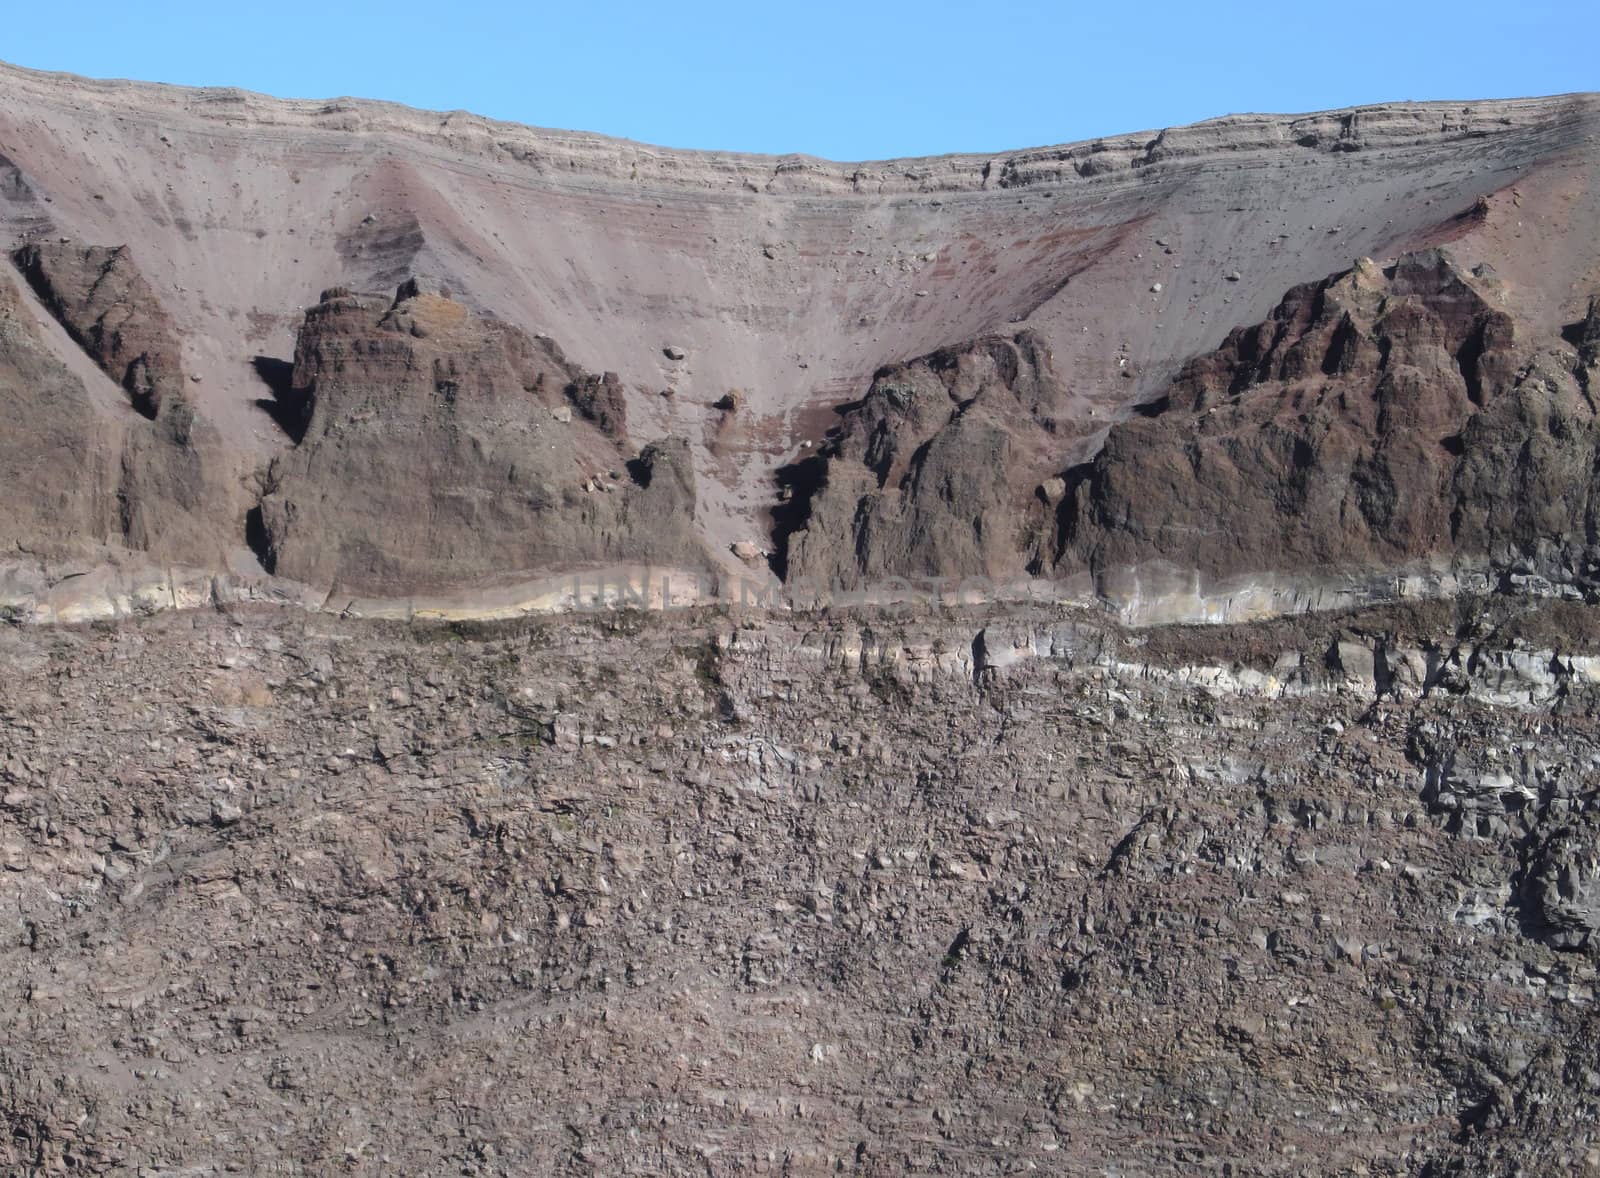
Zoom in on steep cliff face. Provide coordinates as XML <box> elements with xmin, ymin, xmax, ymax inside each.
<box><xmin>0</xmin><ymin>269</ymin><xmax>113</xmax><ymax>559</ymax></box>
<box><xmin>0</xmin><ymin>246</ymin><xmax>232</xmax><ymax>567</ymax></box>
<box><xmin>1053</xmin><ymin>249</ymin><xmax>1600</xmax><ymax>595</ymax></box>
<box><xmin>255</xmin><ymin>280</ymin><xmax>702</xmax><ymax>594</ymax></box>
<box><xmin>780</xmin><ymin>332</ymin><xmax>1068</xmax><ymax>586</ymax></box>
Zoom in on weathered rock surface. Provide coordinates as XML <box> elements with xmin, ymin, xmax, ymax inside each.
<box><xmin>13</xmin><ymin>241</ymin><xmax>187</xmax><ymax>418</ymax></box>
<box><xmin>1527</xmin><ymin>813</ymin><xmax>1600</xmax><ymax>950</ymax></box>
<box><xmin>1054</xmin><ymin>250</ymin><xmax>1600</xmax><ymax>601</ymax></box>
<box><xmin>1</xmin><ymin>61</ymin><xmax>1593</xmax><ymax>572</ymax></box>
<box><xmin>0</xmin><ymin>256</ymin><xmax>229</xmax><ymax>567</ymax></box>
<box><xmin>0</xmin><ymin>598</ymin><xmax>1598</xmax><ymax>1174</ymax></box>
<box><xmin>776</xmin><ymin>247</ymin><xmax>1600</xmax><ymax>617</ymax></box>
<box><xmin>255</xmin><ymin>282</ymin><xmax>703</xmax><ymax>593</ymax></box>
<box><xmin>4</xmin><ymin>62</ymin><xmax>1600</xmax><ymax>1177</ymax></box>
<box><xmin>0</xmin><ymin>267</ymin><xmax>113</xmax><ymax>559</ymax></box>
<box><xmin>780</xmin><ymin>333</ymin><xmax>1067</xmax><ymax>587</ymax></box>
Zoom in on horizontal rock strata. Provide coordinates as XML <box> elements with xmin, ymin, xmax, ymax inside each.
<box><xmin>255</xmin><ymin>281</ymin><xmax>703</xmax><ymax>594</ymax></box>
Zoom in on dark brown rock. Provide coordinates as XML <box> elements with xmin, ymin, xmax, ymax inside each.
<box><xmin>114</xmin><ymin>394</ymin><xmax>221</xmax><ymax>561</ymax></box>
<box><xmin>0</xmin><ymin>269</ymin><xmax>114</xmax><ymax>558</ymax></box>
<box><xmin>255</xmin><ymin>281</ymin><xmax>703</xmax><ymax>592</ymax></box>
<box><xmin>1053</xmin><ymin>250</ymin><xmax>1600</xmax><ymax>586</ymax></box>
<box><xmin>1576</xmin><ymin>293</ymin><xmax>1600</xmax><ymax>371</ymax></box>
<box><xmin>0</xmin><ymin>258</ymin><xmax>228</xmax><ymax>567</ymax></box>
<box><xmin>565</xmin><ymin>369</ymin><xmax>628</xmax><ymax>437</ymax></box>
<box><xmin>1526</xmin><ymin>812</ymin><xmax>1600</xmax><ymax>950</ymax></box>
<box><xmin>781</xmin><ymin>332</ymin><xmax>1066</xmax><ymax>587</ymax></box>
<box><xmin>12</xmin><ymin>242</ymin><xmax>186</xmax><ymax>419</ymax></box>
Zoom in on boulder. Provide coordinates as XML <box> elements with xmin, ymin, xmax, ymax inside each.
<box><xmin>1527</xmin><ymin>815</ymin><xmax>1600</xmax><ymax>949</ymax></box>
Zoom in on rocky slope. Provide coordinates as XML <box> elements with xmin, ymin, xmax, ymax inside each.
<box><xmin>0</xmin><ymin>62</ymin><xmax>1596</xmax><ymax>611</ymax></box>
<box><xmin>3</xmin><ymin>600</ymin><xmax>1600</xmax><ymax>1174</ymax></box>
<box><xmin>5</xmin><ymin>61</ymin><xmax>1600</xmax><ymax>1177</ymax></box>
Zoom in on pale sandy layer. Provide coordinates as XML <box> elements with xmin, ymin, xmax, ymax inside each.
<box><xmin>0</xmin><ymin>555</ymin><xmax>1529</xmax><ymax>631</ymax></box>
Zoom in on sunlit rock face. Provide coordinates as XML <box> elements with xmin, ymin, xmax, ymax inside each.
<box><xmin>254</xmin><ymin>281</ymin><xmax>701</xmax><ymax>595</ymax></box>
<box><xmin>4</xmin><ymin>65</ymin><xmax>1600</xmax><ymax>1178</ymax></box>
<box><xmin>0</xmin><ymin>61</ymin><xmax>1595</xmax><ymax>611</ymax></box>
<box><xmin>1054</xmin><ymin>250</ymin><xmax>1600</xmax><ymax>609</ymax></box>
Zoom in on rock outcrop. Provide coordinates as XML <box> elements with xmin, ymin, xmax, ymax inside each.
<box><xmin>254</xmin><ymin>281</ymin><xmax>703</xmax><ymax>593</ymax></box>
<box><xmin>780</xmin><ymin>332</ymin><xmax>1068</xmax><ymax>586</ymax></box>
<box><xmin>0</xmin><ymin>268</ymin><xmax>113</xmax><ymax>559</ymax></box>
<box><xmin>0</xmin><ymin>248</ymin><xmax>228</xmax><ymax>566</ymax></box>
<box><xmin>1053</xmin><ymin>250</ymin><xmax>1600</xmax><ymax>597</ymax></box>
<box><xmin>779</xmin><ymin>251</ymin><xmax>1600</xmax><ymax>614</ymax></box>
<box><xmin>1527</xmin><ymin>813</ymin><xmax>1600</xmax><ymax>950</ymax></box>
<box><xmin>13</xmin><ymin>242</ymin><xmax>186</xmax><ymax>419</ymax></box>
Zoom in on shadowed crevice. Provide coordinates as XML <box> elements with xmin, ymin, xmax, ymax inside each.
<box><xmin>768</xmin><ymin>453</ymin><xmax>828</xmax><ymax>580</ymax></box>
<box><xmin>251</xmin><ymin>355</ymin><xmax>310</xmax><ymax>443</ymax></box>
<box><xmin>243</xmin><ymin>504</ymin><xmax>274</xmax><ymax>573</ymax></box>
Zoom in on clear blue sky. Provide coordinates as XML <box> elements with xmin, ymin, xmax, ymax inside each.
<box><xmin>6</xmin><ymin>1</ymin><xmax>1595</xmax><ymax>160</ymax></box>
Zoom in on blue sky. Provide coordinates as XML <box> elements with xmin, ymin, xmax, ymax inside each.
<box><xmin>6</xmin><ymin>1</ymin><xmax>1595</xmax><ymax>160</ymax></box>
